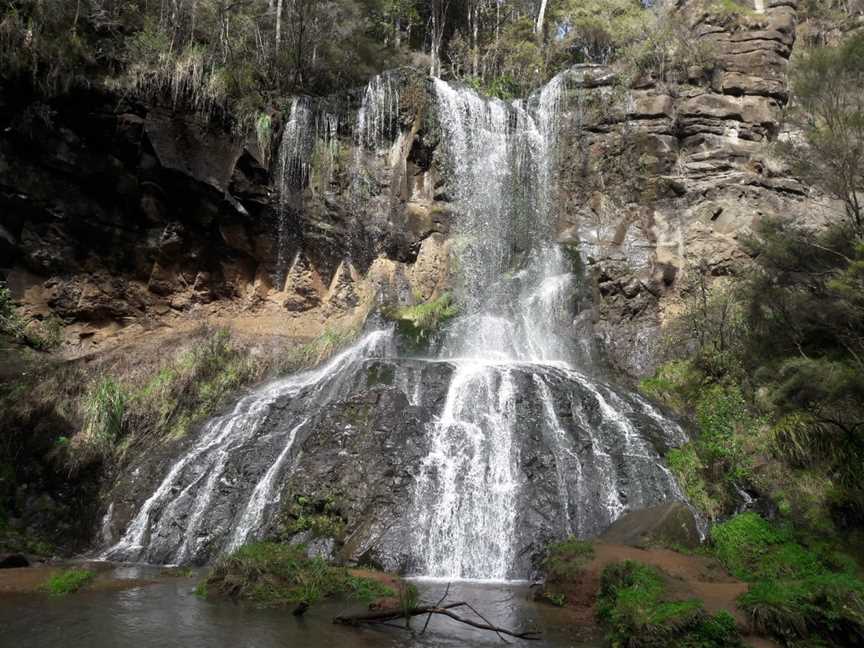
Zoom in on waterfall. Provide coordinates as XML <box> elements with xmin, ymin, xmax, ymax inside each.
<box><xmin>410</xmin><ymin>74</ymin><xmax>684</xmax><ymax>580</ymax></box>
<box><xmin>275</xmin><ymin>97</ymin><xmax>313</xmax><ymax>286</ymax></box>
<box><xmin>104</xmin><ymin>70</ymin><xmax>690</xmax><ymax>577</ymax></box>
<box><xmin>103</xmin><ymin>330</ymin><xmax>393</xmax><ymax>565</ymax></box>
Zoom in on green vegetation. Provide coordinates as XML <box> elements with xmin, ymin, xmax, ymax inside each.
<box><xmin>81</xmin><ymin>378</ymin><xmax>127</xmax><ymax>453</ymax></box>
<box><xmin>540</xmin><ymin>537</ymin><xmax>595</xmax><ymax>607</ymax></box>
<box><xmin>0</xmin><ymin>283</ymin><xmax>62</xmax><ymax>351</ymax></box>
<box><xmin>712</xmin><ymin>513</ymin><xmax>823</xmax><ymax>581</ymax></box>
<box><xmin>278</xmin><ymin>494</ymin><xmax>346</xmax><ymax>540</ymax></box>
<box><xmin>384</xmin><ymin>293</ymin><xmax>459</xmax><ymax>349</ymax></box>
<box><xmin>203</xmin><ymin>542</ymin><xmax>394</xmax><ymax>606</ymax></box>
<box><xmin>706</xmin><ymin>512</ymin><xmax>864</xmax><ymax>646</ymax></box>
<box><xmin>66</xmin><ymin>327</ymin><xmax>259</xmax><ymax>468</ymax></box>
<box><xmin>739</xmin><ymin>574</ymin><xmax>864</xmax><ymax>646</ymax></box>
<box><xmin>782</xmin><ymin>32</ymin><xmax>864</xmax><ymax>232</ymax></box>
<box><xmin>0</xmin><ymin>0</ymin><xmax>734</xmax><ymax>117</ymax></box>
<box><xmin>42</xmin><ymin>568</ymin><xmax>95</xmax><ymax>596</ymax></box>
<box><xmin>544</xmin><ymin>537</ymin><xmax>595</xmax><ymax>580</ymax></box>
<box><xmin>277</xmin><ymin>327</ymin><xmax>360</xmax><ymax>373</ymax></box>
<box><xmin>597</xmin><ymin>561</ymin><xmax>743</xmax><ymax>647</ymax></box>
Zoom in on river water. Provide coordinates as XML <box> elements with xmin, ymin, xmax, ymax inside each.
<box><xmin>0</xmin><ymin>566</ymin><xmax>602</xmax><ymax>648</ymax></box>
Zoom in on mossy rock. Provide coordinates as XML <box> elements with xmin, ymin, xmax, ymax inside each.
<box><xmin>599</xmin><ymin>503</ymin><xmax>703</xmax><ymax>551</ymax></box>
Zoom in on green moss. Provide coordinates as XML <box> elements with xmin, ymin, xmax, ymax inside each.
<box><xmin>711</xmin><ymin>513</ymin><xmax>789</xmax><ymax>580</ymax></box>
<box><xmin>712</xmin><ymin>512</ymin><xmax>863</xmax><ymax>584</ymax></box>
<box><xmin>42</xmin><ymin>569</ymin><xmax>95</xmax><ymax>596</ymax></box>
<box><xmin>279</xmin><ymin>495</ymin><xmax>346</xmax><ymax>540</ymax></box>
<box><xmin>204</xmin><ymin>542</ymin><xmax>393</xmax><ymax>606</ymax></box>
<box><xmin>597</xmin><ymin>561</ymin><xmax>743</xmax><ymax>647</ymax></box>
<box><xmin>366</xmin><ymin>364</ymin><xmax>395</xmax><ymax>387</ymax></box>
<box><xmin>384</xmin><ymin>293</ymin><xmax>459</xmax><ymax>349</ymax></box>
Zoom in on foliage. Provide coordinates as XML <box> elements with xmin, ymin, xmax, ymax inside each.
<box><xmin>384</xmin><ymin>293</ymin><xmax>459</xmax><ymax>349</ymax></box>
<box><xmin>204</xmin><ymin>542</ymin><xmax>394</xmax><ymax>606</ymax></box>
<box><xmin>622</xmin><ymin>9</ymin><xmax>718</xmax><ymax>85</ymax></box>
<box><xmin>739</xmin><ymin>574</ymin><xmax>864</xmax><ymax>646</ymax></box>
<box><xmin>279</xmin><ymin>494</ymin><xmax>346</xmax><ymax>540</ymax></box>
<box><xmin>597</xmin><ymin>560</ymin><xmax>743</xmax><ymax>647</ymax></box>
<box><xmin>81</xmin><ymin>378</ymin><xmax>127</xmax><ymax>452</ymax></box>
<box><xmin>277</xmin><ymin>327</ymin><xmax>361</xmax><ymax>373</ymax></box>
<box><xmin>666</xmin><ymin>445</ymin><xmax>721</xmax><ymax>521</ymax></box>
<box><xmin>0</xmin><ymin>283</ymin><xmax>62</xmax><ymax>351</ymax></box>
<box><xmin>58</xmin><ymin>326</ymin><xmax>261</xmax><ymax>472</ymax></box>
<box><xmin>713</xmin><ymin>513</ymin><xmax>864</xmax><ymax>583</ymax></box>
<box><xmin>554</xmin><ymin>0</ymin><xmax>652</xmax><ymax>66</ymax></box>
<box><xmin>544</xmin><ymin>537</ymin><xmax>595</xmax><ymax>581</ymax></box>
<box><xmin>644</xmin><ymin>213</ymin><xmax>864</xmax><ymax>524</ymax></box>
<box><xmin>0</xmin><ymin>1</ymin><xmax>97</xmax><ymax>95</ymax></box>
<box><xmin>739</xmin><ymin>221</ymin><xmax>864</xmax><ymax>517</ymax></box>
<box><xmin>783</xmin><ymin>32</ymin><xmax>864</xmax><ymax>232</ymax></box>
<box><xmin>42</xmin><ymin>568</ymin><xmax>95</xmax><ymax>596</ymax></box>
<box><xmin>641</xmin><ymin>359</ymin><xmax>759</xmax><ymax>520</ymax></box>
<box><xmin>663</xmin><ymin>272</ymin><xmax>747</xmax><ymax>379</ymax></box>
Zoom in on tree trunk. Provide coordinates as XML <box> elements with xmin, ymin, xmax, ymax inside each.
<box><xmin>535</xmin><ymin>0</ymin><xmax>548</xmax><ymax>38</ymax></box>
<box><xmin>276</xmin><ymin>0</ymin><xmax>284</xmax><ymax>51</ymax></box>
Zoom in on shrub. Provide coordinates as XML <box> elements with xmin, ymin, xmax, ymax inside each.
<box><xmin>666</xmin><ymin>445</ymin><xmax>721</xmax><ymax>521</ymax></box>
<box><xmin>739</xmin><ymin>573</ymin><xmax>864</xmax><ymax>645</ymax></box>
<box><xmin>597</xmin><ymin>561</ymin><xmax>743</xmax><ymax>648</ymax></box>
<box><xmin>0</xmin><ymin>283</ymin><xmax>63</xmax><ymax>351</ymax></box>
<box><xmin>204</xmin><ymin>542</ymin><xmax>393</xmax><ymax>606</ymax></box>
<box><xmin>712</xmin><ymin>513</ymin><xmax>851</xmax><ymax>582</ymax></box>
<box><xmin>384</xmin><ymin>293</ymin><xmax>459</xmax><ymax>349</ymax></box>
<box><xmin>81</xmin><ymin>378</ymin><xmax>127</xmax><ymax>450</ymax></box>
<box><xmin>711</xmin><ymin>513</ymin><xmax>788</xmax><ymax>580</ymax></box>
<box><xmin>42</xmin><ymin>569</ymin><xmax>95</xmax><ymax>596</ymax></box>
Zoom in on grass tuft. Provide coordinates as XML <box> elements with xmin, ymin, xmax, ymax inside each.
<box><xmin>204</xmin><ymin>542</ymin><xmax>394</xmax><ymax>607</ymax></box>
<box><xmin>42</xmin><ymin>569</ymin><xmax>95</xmax><ymax>596</ymax></box>
<box><xmin>383</xmin><ymin>293</ymin><xmax>459</xmax><ymax>349</ymax></box>
<box><xmin>597</xmin><ymin>561</ymin><xmax>744</xmax><ymax>648</ymax></box>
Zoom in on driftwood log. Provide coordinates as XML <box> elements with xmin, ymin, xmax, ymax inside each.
<box><xmin>334</xmin><ymin>584</ymin><xmax>541</xmax><ymax>642</ymax></box>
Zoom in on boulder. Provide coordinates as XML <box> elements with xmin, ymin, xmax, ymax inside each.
<box><xmin>598</xmin><ymin>503</ymin><xmax>703</xmax><ymax>550</ymax></box>
<box><xmin>0</xmin><ymin>554</ymin><xmax>29</xmax><ymax>569</ymax></box>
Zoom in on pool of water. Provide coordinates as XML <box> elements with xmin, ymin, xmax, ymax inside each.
<box><xmin>0</xmin><ymin>565</ymin><xmax>602</xmax><ymax>647</ymax></box>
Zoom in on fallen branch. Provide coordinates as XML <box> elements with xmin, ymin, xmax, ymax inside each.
<box><xmin>334</xmin><ymin>601</ymin><xmax>541</xmax><ymax>641</ymax></box>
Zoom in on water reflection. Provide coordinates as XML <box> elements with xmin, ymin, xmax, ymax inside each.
<box><xmin>0</xmin><ymin>568</ymin><xmax>601</xmax><ymax>648</ymax></box>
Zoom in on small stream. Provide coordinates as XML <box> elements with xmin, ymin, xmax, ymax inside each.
<box><xmin>0</xmin><ymin>566</ymin><xmax>601</xmax><ymax>648</ymax></box>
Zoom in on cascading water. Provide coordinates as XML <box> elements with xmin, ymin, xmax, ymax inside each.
<box><xmin>103</xmin><ymin>70</ymin><xmax>690</xmax><ymax>578</ymax></box>
<box><xmin>409</xmin><ymin>75</ymin><xmax>685</xmax><ymax>580</ymax></box>
<box><xmin>103</xmin><ymin>331</ymin><xmax>394</xmax><ymax>564</ymax></box>
<box><xmin>275</xmin><ymin>97</ymin><xmax>313</xmax><ymax>285</ymax></box>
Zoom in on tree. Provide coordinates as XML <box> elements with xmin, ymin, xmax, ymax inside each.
<box><xmin>784</xmin><ymin>32</ymin><xmax>864</xmax><ymax>233</ymax></box>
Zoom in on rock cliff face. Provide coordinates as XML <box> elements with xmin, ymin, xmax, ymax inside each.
<box><xmin>0</xmin><ymin>0</ymin><xmax>830</xmax><ymax>379</ymax></box>
<box><xmin>557</xmin><ymin>0</ymin><xmax>837</xmax><ymax>376</ymax></box>
<box><xmin>0</xmin><ymin>0</ymin><xmax>840</xmax><ymax>561</ymax></box>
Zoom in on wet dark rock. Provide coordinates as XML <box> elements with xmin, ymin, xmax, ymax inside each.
<box><xmin>0</xmin><ymin>554</ymin><xmax>29</xmax><ymax>569</ymax></box>
<box><xmin>106</xmin><ymin>354</ymin><xmax>687</xmax><ymax>578</ymax></box>
<box><xmin>598</xmin><ymin>502</ymin><xmax>702</xmax><ymax>550</ymax></box>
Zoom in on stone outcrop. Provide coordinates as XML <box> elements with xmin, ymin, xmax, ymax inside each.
<box><xmin>0</xmin><ymin>71</ymin><xmax>452</xmax><ymax>352</ymax></box>
<box><xmin>557</xmin><ymin>0</ymin><xmax>835</xmax><ymax>377</ymax></box>
<box><xmin>1</xmin><ymin>2</ymin><xmax>831</xmax><ymax>377</ymax></box>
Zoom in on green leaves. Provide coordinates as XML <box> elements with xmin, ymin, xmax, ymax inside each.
<box><xmin>41</xmin><ymin>569</ymin><xmax>95</xmax><ymax>596</ymax></box>
<box><xmin>597</xmin><ymin>560</ymin><xmax>743</xmax><ymax>647</ymax></box>
<box><xmin>205</xmin><ymin>542</ymin><xmax>394</xmax><ymax>606</ymax></box>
